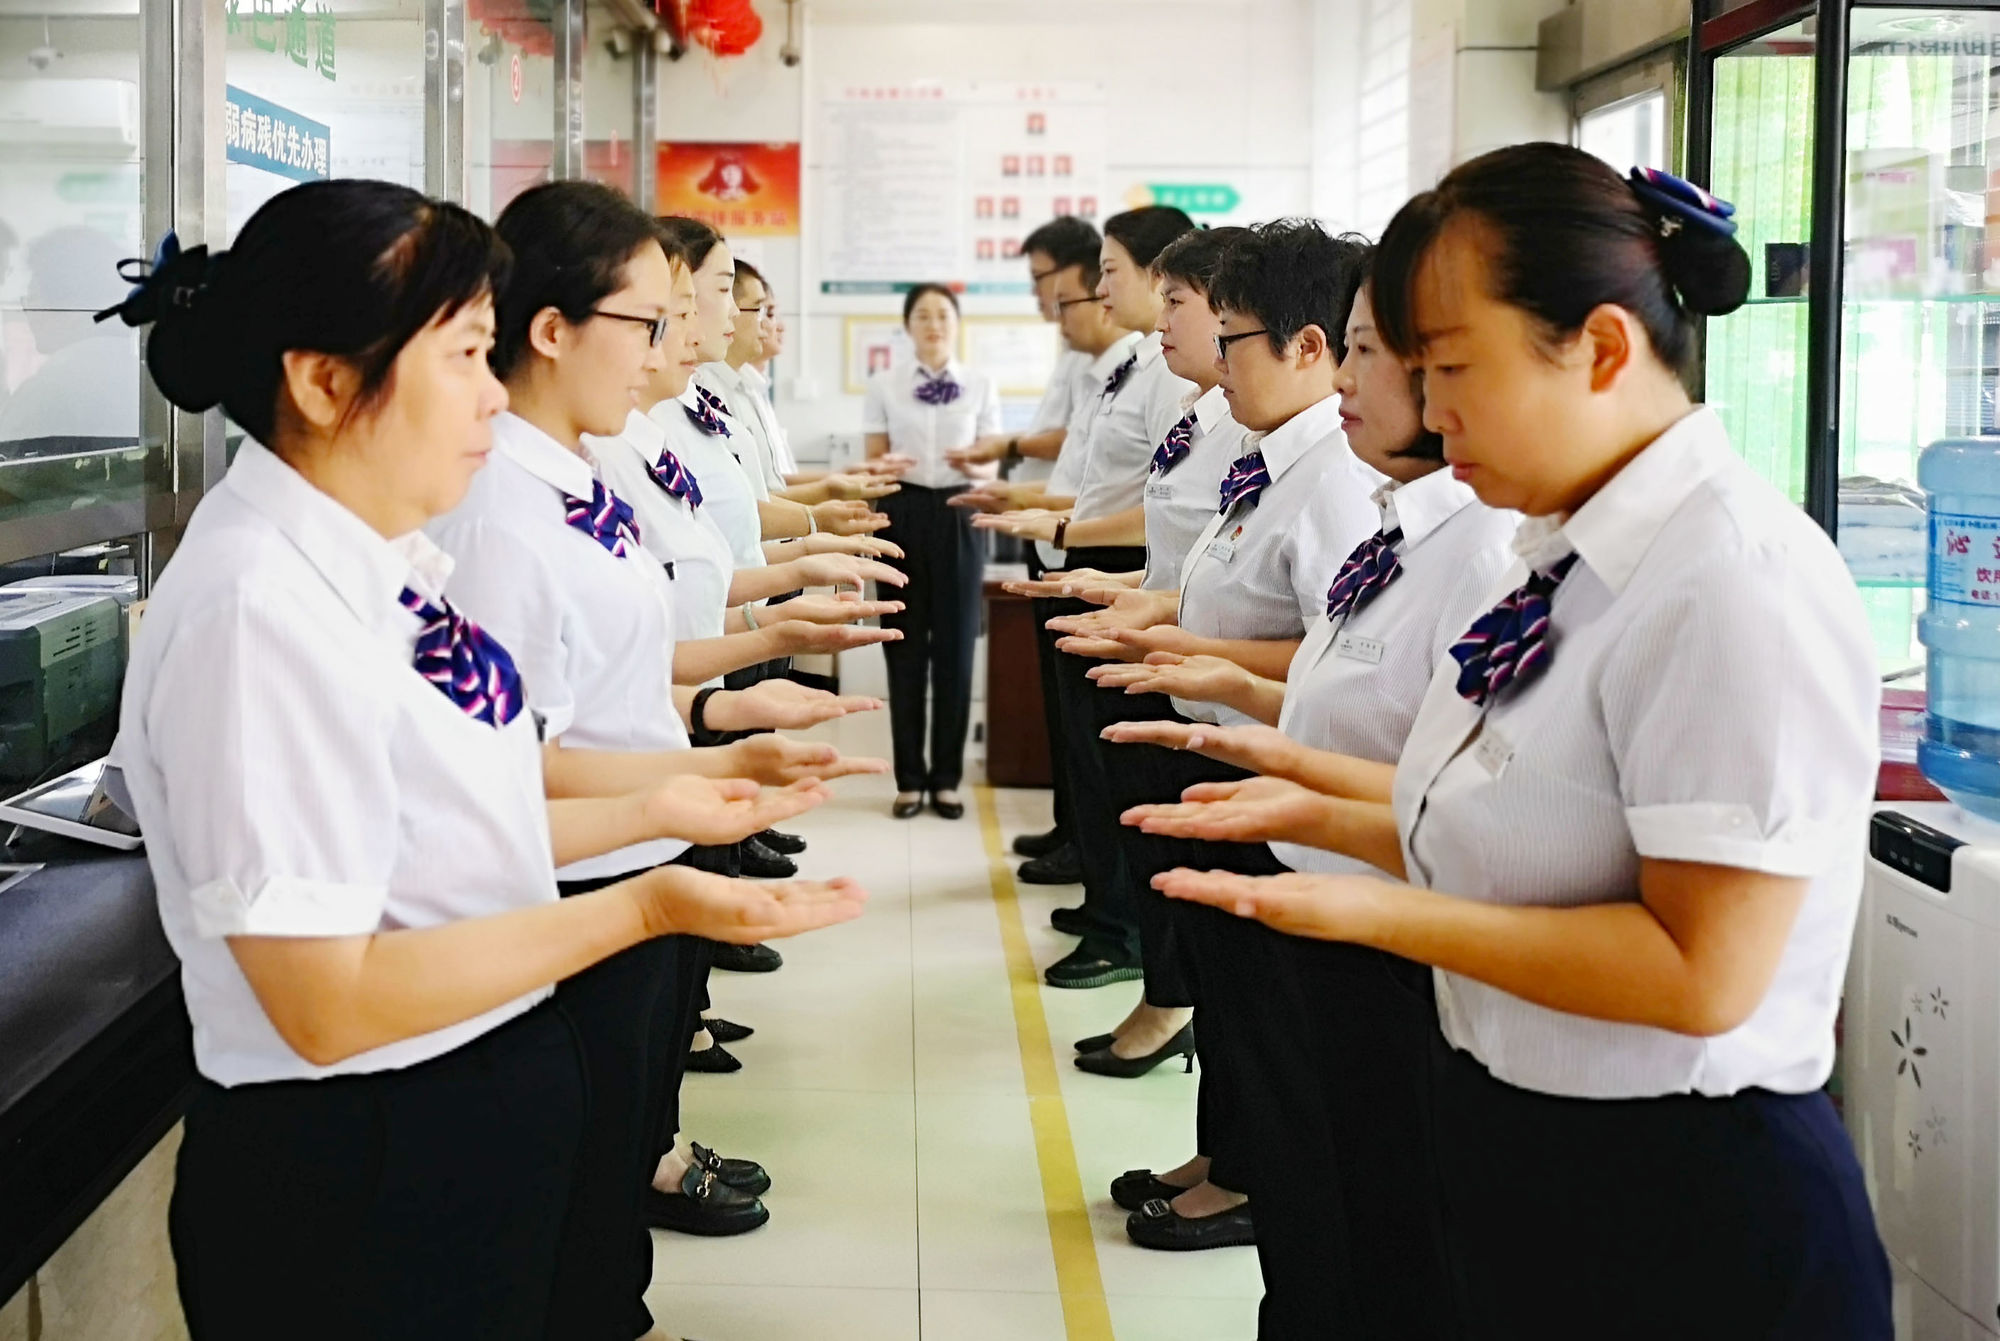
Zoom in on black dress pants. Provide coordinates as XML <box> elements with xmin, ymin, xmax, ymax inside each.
<box><xmin>879</xmin><ymin>483</ymin><xmax>985</xmax><ymax>793</ymax></box>
<box><xmin>1113</xmin><ymin>737</ymin><xmax>1287</xmax><ymax>1194</ymax></box>
<box><xmin>1243</xmin><ymin>939</ymin><xmax>1456</xmax><ymax>1341</ymax></box>
<box><xmin>1090</xmin><ymin>689</ymin><xmax>1197</xmax><ymax>1003</ymax></box>
<box><xmin>548</xmin><ymin>873</ymin><xmax>682</xmax><ymax>1341</ymax></box>
<box><xmin>171</xmin><ymin>1003</ymin><xmax>583</xmax><ymax>1341</ymax></box>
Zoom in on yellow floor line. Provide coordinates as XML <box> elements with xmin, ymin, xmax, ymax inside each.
<box><xmin>975</xmin><ymin>785</ymin><xmax>1116</xmax><ymax>1341</ymax></box>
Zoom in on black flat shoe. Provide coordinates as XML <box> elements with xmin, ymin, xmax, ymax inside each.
<box><xmin>645</xmin><ymin>1166</ymin><xmax>770</xmax><ymax>1237</ymax></box>
<box><xmin>758</xmin><ymin>828</ymin><xmax>807</xmax><ymax>855</ymax></box>
<box><xmin>1050</xmin><ymin>905</ymin><xmax>1092</xmax><ymax>937</ymax></box>
<box><xmin>1013</xmin><ymin>825</ymin><xmax>1067</xmax><ymax>859</ymax></box>
<box><xmin>1125</xmin><ymin>1196</ymin><xmax>1254</xmax><ymax>1251</ymax></box>
<box><xmin>1044</xmin><ymin>942</ymin><xmax>1143</xmax><ymax>990</ymax></box>
<box><xmin>706</xmin><ymin>1016</ymin><xmax>755</xmax><ymax>1044</ymax></box>
<box><xmin>1075</xmin><ymin>1023</ymin><xmax>1196</xmax><ymax>1078</ymax></box>
<box><xmin>1111</xmin><ymin>1168</ymin><xmax>1195</xmax><ymax>1212</ymax></box>
<box><xmin>739</xmin><ymin>836</ymin><xmax>798</xmax><ymax>878</ymax></box>
<box><xmin>710</xmin><ymin>942</ymin><xmax>783</xmax><ymax>973</ymax></box>
<box><xmin>691</xmin><ymin>1142</ymin><xmax>771</xmax><ymax>1196</ymax></box>
<box><xmin>685</xmin><ymin>1042</ymin><xmax>742</xmax><ymax>1073</ymax></box>
<box><xmin>1018</xmin><ymin>843</ymin><xmax>1082</xmax><ymax>885</ymax></box>
<box><xmin>1074</xmin><ymin>1032</ymin><xmax>1116</xmax><ymax>1054</ymax></box>
<box><xmin>892</xmin><ymin>796</ymin><xmax>924</xmax><ymax>819</ymax></box>
<box><xmin>930</xmin><ymin>793</ymin><xmax>966</xmax><ymax>820</ymax></box>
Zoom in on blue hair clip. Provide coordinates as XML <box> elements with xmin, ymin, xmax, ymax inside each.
<box><xmin>1627</xmin><ymin>168</ymin><xmax>1738</xmax><ymax>241</ymax></box>
<box><xmin>94</xmin><ymin>231</ymin><xmax>212</xmax><ymax>326</ymax></box>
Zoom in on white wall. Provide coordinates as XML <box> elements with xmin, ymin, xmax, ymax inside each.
<box><xmin>662</xmin><ymin>0</ymin><xmax>1316</xmax><ymax>461</ymax></box>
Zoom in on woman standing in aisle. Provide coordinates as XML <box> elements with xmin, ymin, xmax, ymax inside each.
<box><xmin>863</xmin><ymin>282</ymin><xmax>1003</xmax><ymax>820</ymax></box>
<box><xmin>104</xmin><ymin>179</ymin><xmax>865</xmax><ymax>1341</ymax></box>
<box><xmin>429</xmin><ymin>180</ymin><xmax>888</xmax><ymax>1338</ymax></box>
<box><xmin>1097</xmin><ymin>272</ymin><xmax>1515</xmax><ymax>1336</ymax></box>
<box><xmin>1140</xmin><ymin>146</ymin><xmax>1892</xmax><ymax>1339</ymax></box>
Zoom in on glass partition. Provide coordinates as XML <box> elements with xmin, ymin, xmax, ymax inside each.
<box><xmin>0</xmin><ymin>2</ymin><xmax>160</xmax><ymax>549</ymax></box>
<box><xmin>1705</xmin><ymin>18</ymin><xmax>1818</xmax><ymax>503</ymax></box>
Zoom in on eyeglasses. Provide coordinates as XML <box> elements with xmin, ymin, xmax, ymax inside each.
<box><xmin>1214</xmin><ymin>329</ymin><xmax>1272</xmax><ymax>362</ymax></box>
<box><xmin>1030</xmin><ymin>266</ymin><xmax>1058</xmax><ymax>284</ymax></box>
<box><xmin>1056</xmin><ymin>295</ymin><xmax>1100</xmax><ymax>311</ymax></box>
<box><xmin>592</xmin><ymin>309</ymin><xmax>669</xmax><ymax>347</ymax></box>
<box><xmin>738</xmin><ymin>303</ymin><xmax>767</xmax><ymax>314</ymax></box>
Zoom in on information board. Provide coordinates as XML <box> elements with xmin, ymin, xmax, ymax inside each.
<box><xmin>815</xmin><ymin>81</ymin><xmax>1107</xmax><ymax>296</ymax></box>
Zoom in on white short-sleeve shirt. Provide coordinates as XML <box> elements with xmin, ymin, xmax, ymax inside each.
<box><xmin>1270</xmin><ymin>469</ymin><xmax>1517</xmax><ymax>875</ymax></box>
<box><xmin>429</xmin><ymin>412</ymin><xmax>691</xmax><ymax>880</ymax></box>
<box><xmin>698</xmin><ymin>364</ymin><xmax>787</xmax><ymax>491</ymax></box>
<box><xmin>590</xmin><ymin>409</ymin><xmax>738</xmax><ymax>645</ymax></box>
<box><xmin>1016</xmin><ymin>346</ymin><xmax>1093</xmax><ymax>486</ymax></box>
<box><xmin>860</xmin><ymin>358</ymin><xmax>1004</xmax><ymax>491</ymax></box>
<box><xmin>1038</xmin><ymin>330</ymin><xmax>1144</xmax><ymax>567</ymax></box>
<box><xmin>1141</xmin><ymin>385</ymin><xmax>1244</xmax><ymax>591</ymax></box>
<box><xmin>1392</xmin><ymin>407</ymin><xmax>1880</xmax><ymax>1100</ymax></box>
<box><xmin>1174</xmin><ymin>394</ymin><xmax>1385</xmax><ymax>723</ymax></box>
<box><xmin>736</xmin><ymin>364</ymin><xmax>799</xmax><ymax>477</ymax></box>
<box><xmin>653</xmin><ymin>390</ymin><xmax>767</xmax><ymax>571</ymax></box>
<box><xmin>1072</xmin><ymin>333</ymin><xmax>1194</xmax><ymax>523</ymax></box>
<box><xmin>114</xmin><ymin>441</ymin><xmax>556</xmax><ymax>1087</ymax></box>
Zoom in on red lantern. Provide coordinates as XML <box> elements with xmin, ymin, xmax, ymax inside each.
<box><xmin>470</xmin><ymin>0</ymin><xmax>555</xmax><ymax>57</ymax></box>
<box><xmin>670</xmin><ymin>0</ymin><xmax>763</xmax><ymax>58</ymax></box>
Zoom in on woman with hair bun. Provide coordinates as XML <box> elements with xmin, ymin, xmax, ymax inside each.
<box><xmin>1137</xmin><ymin>143</ymin><xmax>1891</xmax><ymax>1338</ymax></box>
<box><xmin>103</xmin><ymin>179</ymin><xmax>866</xmax><ymax>1340</ymax></box>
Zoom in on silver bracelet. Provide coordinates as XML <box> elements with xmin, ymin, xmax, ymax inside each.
<box><xmin>744</xmin><ymin>602</ymin><xmax>761</xmax><ymax>631</ymax></box>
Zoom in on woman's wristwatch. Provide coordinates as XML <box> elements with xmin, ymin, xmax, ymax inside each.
<box><xmin>1005</xmin><ymin>436</ymin><xmax>1021</xmax><ymax>463</ymax></box>
<box><xmin>1052</xmin><ymin>518</ymin><xmax>1069</xmax><ymax>550</ymax></box>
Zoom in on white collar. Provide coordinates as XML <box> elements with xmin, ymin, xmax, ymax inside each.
<box><xmin>1185</xmin><ymin>383</ymin><xmax>1230</xmax><ymax>433</ymax></box>
<box><xmin>1087</xmin><ymin>330</ymin><xmax>1145</xmax><ymax>383</ymax></box>
<box><xmin>1532</xmin><ymin>405</ymin><xmax>1730</xmax><ymax>594</ymax></box>
<box><xmin>589</xmin><ymin>407</ymin><xmax>667</xmax><ymax>461</ymax></box>
<box><xmin>492</xmin><ymin>410</ymin><xmax>599</xmax><ymax>500</ymax></box>
<box><xmin>1242</xmin><ymin>393</ymin><xmax>1345</xmax><ymax>482</ymax></box>
<box><xmin>223</xmin><ymin>439</ymin><xmax>453</xmax><ymax>628</ymax></box>
<box><xmin>1375</xmin><ymin>466</ymin><xmax>1478</xmax><ymax>548</ymax></box>
<box><xmin>740</xmin><ymin>364</ymin><xmax>770</xmax><ymax>392</ymax></box>
<box><xmin>1134</xmin><ymin>330</ymin><xmax>1166</xmax><ymax>369</ymax></box>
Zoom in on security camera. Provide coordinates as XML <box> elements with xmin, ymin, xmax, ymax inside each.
<box><xmin>26</xmin><ymin>44</ymin><xmax>59</xmax><ymax>71</ymax></box>
<box><xmin>780</xmin><ymin>44</ymin><xmax>800</xmax><ymax>67</ymax></box>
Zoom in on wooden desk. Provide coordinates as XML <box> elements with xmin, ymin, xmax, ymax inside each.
<box><xmin>982</xmin><ymin>579</ymin><xmax>1051</xmax><ymax>788</ymax></box>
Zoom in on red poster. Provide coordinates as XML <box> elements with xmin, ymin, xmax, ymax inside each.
<box><xmin>655</xmin><ymin>142</ymin><xmax>801</xmax><ymax>237</ymax></box>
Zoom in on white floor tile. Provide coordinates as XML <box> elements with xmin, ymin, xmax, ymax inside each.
<box><xmin>641</xmin><ymin>682</ymin><xmax>1264</xmax><ymax>1336</ymax></box>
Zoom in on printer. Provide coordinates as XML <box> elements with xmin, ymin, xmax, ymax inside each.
<box><xmin>0</xmin><ymin>588</ymin><xmax>122</xmax><ymax>788</ymax></box>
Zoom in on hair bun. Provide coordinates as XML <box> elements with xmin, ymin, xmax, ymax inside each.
<box><xmin>1660</xmin><ymin>227</ymin><xmax>1752</xmax><ymax>318</ymax></box>
<box><xmin>94</xmin><ymin>232</ymin><xmax>237</xmax><ymax>413</ymax></box>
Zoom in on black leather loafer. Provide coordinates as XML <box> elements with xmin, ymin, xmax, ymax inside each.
<box><xmin>1074</xmin><ymin>1032</ymin><xmax>1117</xmax><ymax>1054</ymax></box>
<box><xmin>691</xmin><ymin>1142</ymin><xmax>771</xmax><ymax>1196</ymax></box>
<box><xmin>1018</xmin><ymin>843</ymin><xmax>1082</xmax><ymax>885</ymax></box>
<box><xmin>710</xmin><ymin>942</ymin><xmax>783</xmax><ymax>973</ymax></box>
<box><xmin>930</xmin><ymin>793</ymin><xmax>966</xmax><ymax>820</ymax></box>
<box><xmin>1013</xmin><ymin>825</ymin><xmax>1067</xmax><ymax>859</ymax></box>
<box><xmin>892</xmin><ymin>796</ymin><xmax>924</xmax><ymax>819</ymax></box>
<box><xmin>1125</xmin><ymin>1197</ymin><xmax>1254</xmax><ymax>1251</ymax></box>
<box><xmin>758</xmin><ymin>828</ymin><xmax>807</xmax><ymax>855</ymax></box>
<box><xmin>1050</xmin><ymin>905</ymin><xmax>1092</xmax><ymax>937</ymax></box>
<box><xmin>1111</xmin><ymin>1169</ymin><xmax>1193</xmax><ymax>1212</ymax></box>
<box><xmin>685</xmin><ymin>1042</ymin><xmax>742</xmax><ymax>1074</ymax></box>
<box><xmin>705</xmin><ymin>1016</ymin><xmax>755</xmax><ymax>1044</ymax></box>
<box><xmin>739</xmin><ymin>836</ymin><xmax>798</xmax><ymax>878</ymax></box>
<box><xmin>1044</xmin><ymin>942</ymin><xmax>1143</xmax><ymax>989</ymax></box>
<box><xmin>1075</xmin><ymin>1023</ymin><xmax>1196</xmax><ymax>1078</ymax></box>
<box><xmin>645</xmin><ymin>1166</ymin><xmax>770</xmax><ymax>1237</ymax></box>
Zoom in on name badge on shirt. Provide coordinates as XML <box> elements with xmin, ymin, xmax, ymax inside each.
<box><xmin>1205</xmin><ymin>537</ymin><xmax>1237</xmax><ymax>564</ymax></box>
<box><xmin>1334</xmin><ymin>630</ymin><xmax>1385</xmax><ymax>665</ymax></box>
<box><xmin>1145</xmin><ymin>478</ymin><xmax>1176</xmax><ymax>501</ymax></box>
<box><xmin>1473</xmin><ymin>724</ymin><xmax>1514</xmax><ymax>778</ymax></box>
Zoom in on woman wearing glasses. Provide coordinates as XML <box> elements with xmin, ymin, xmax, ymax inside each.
<box><xmin>1052</xmin><ymin>220</ymin><xmax>1381</xmax><ymax>1253</ymax></box>
<box><xmin>861</xmin><ymin>282</ymin><xmax>1002</xmax><ymax>819</ymax></box>
<box><xmin>429</xmin><ymin>181</ymin><xmax>889</xmax><ymax>1339</ymax></box>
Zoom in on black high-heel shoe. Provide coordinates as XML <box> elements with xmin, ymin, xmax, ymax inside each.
<box><xmin>1074</xmin><ymin>1032</ymin><xmax>1116</xmax><ymax>1054</ymax></box>
<box><xmin>1073</xmin><ymin>1023</ymin><xmax>1195</xmax><ymax>1078</ymax></box>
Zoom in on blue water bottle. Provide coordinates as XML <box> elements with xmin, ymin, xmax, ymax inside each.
<box><xmin>1919</xmin><ymin>438</ymin><xmax>2000</xmax><ymax>820</ymax></box>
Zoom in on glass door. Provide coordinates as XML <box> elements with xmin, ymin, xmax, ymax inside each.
<box><xmin>1838</xmin><ymin>5</ymin><xmax>2000</xmax><ymax>672</ymax></box>
<box><xmin>1705</xmin><ymin>17</ymin><xmax>1820</xmax><ymax>503</ymax></box>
